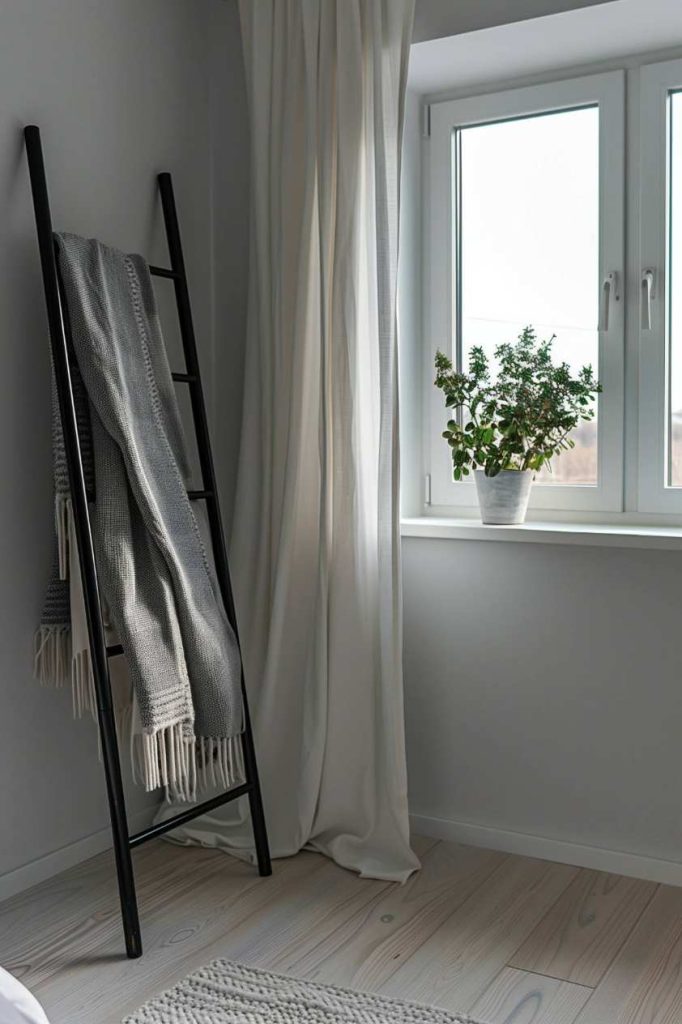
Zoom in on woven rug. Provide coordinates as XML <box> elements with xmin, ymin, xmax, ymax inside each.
<box><xmin>123</xmin><ymin>960</ymin><xmax>484</xmax><ymax>1023</ymax></box>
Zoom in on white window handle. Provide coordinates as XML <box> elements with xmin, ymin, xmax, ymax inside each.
<box><xmin>642</xmin><ymin>268</ymin><xmax>656</xmax><ymax>330</ymax></box>
<box><xmin>599</xmin><ymin>271</ymin><xmax>619</xmax><ymax>331</ymax></box>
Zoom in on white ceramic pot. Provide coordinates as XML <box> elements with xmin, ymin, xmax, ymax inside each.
<box><xmin>474</xmin><ymin>469</ymin><xmax>533</xmax><ymax>525</ymax></box>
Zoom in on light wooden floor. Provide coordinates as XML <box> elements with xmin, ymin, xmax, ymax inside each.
<box><xmin>2</xmin><ymin>834</ymin><xmax>682</xmax><ymax>1024</ymax></box>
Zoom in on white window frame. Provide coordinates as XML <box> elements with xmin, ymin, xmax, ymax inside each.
<box><xmin>638</xmin><ymin>57</ymin><xmax>682</xmax><ymax>514</ymax></box>
<box><xmin>426</xmin><ymin>72</ymin><xmax>625</xmax><ymax>513</ymax></box>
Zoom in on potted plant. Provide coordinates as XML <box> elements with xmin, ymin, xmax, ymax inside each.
<box><xmin>434</xmin><ymin>326</ymin><xmax>601</xmax><ymax>524</ymax></box>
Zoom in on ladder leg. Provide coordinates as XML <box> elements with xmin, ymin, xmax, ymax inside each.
<box><xmin>24</xmin><ymin>124</ymin><xmax>142</xmax><ymax>959</ymax></box>
<box><xmin>96</xmin><ymin>698</ymin><xmax>142</xmax><ymax>958</ymax></box>
<box><xmin>239</xmin><ymin>680</ymin><xmax>271</xmax><ymax>876</ymax></box>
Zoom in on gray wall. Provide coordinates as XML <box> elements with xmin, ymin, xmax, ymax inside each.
<box><xmin>0</xmin><ymin>0</ymin><xmax>247</xmax><ymax>887</ymax></box>
<box><xmin>403</xmin><ymin>538</ymin><xmax>682</xmax><ymax>864</ymax></box>
<box><xmin>413</xmin><ymin>0</ymin><xmax>617</xmax><ymax>43</ymax></box>
<box><xmin>209</xmin><ymin>0</ymin><xmax>250</xmax><ymax>525</ymax></box>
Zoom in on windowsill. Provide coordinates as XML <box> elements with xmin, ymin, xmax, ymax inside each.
<box><xmin>401</xmin><ymin>515</ymin><xmax>682</xmax><ymax>550</ymax></box>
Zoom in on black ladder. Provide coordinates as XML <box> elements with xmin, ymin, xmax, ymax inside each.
<box><xmin>24</xmin><ymin>124</ymin><xmax>271</xmax><ymax>959</ymax></box>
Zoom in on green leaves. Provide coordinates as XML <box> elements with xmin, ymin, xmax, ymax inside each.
<box><xmin>434</xmin><ymin>326</ymin><xmax>601</xmax><ymax>479</ymax></box>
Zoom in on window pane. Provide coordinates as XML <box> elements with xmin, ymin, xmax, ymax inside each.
<box><xmin>456</xmin><ymin>106</ymin><xmax>600</xmax><ymax>485</ymax></box>
<box><xmin>668</xmin><ymin>92</ymin><xmax>682</xmax><ymax>486</ymax></box>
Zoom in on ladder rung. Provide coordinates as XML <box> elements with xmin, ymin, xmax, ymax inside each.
<box><xmin>107</xmin><ymin>644</ymin><xmax>124</xmax><ymax>657</ymax></box>
<box><xmin>128</xmin><ymin>782</ymin><xmax>252</xmax><ymax>848</ymax></box>
<box><xmin>149</xmin><ymin>264</ymin><xmax>181</xmax><ymax>280</ymax></box>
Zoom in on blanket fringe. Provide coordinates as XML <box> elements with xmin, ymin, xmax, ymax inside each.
<box><xmin>34</xmin><ymin>626</ymin><xmax>98</xmax><ymax>720</ymax></box>
<box><xmin>132</xmin><ymin>728</ymin><xmax>245</xmax><ymax>803</ymax></box>
<box><xmin>72</xmin><ymin>647</ymin><xmax>97</xmax><ymax>719</ymax></box>
<box><xmin>34</xmin><ymin>625</ymin><xmax>71</xmax><ymax>689</ymax></box>
<box><xmin>34</xmin><ymin>628</ymin><xmax>245</xmax><ymax>802</ymax></box>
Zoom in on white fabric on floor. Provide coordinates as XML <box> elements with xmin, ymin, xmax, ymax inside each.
<box><xmin>168</xmin><ymin>0</ymin><xmax>419</xmax><ymax>882</ymax></box>
<box><xmin>0</xmin><ymin>968</ymin><xmax>50</xmax><ymax>1024</ymax></box>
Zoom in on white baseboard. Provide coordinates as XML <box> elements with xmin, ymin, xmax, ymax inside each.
<box><xmin>410</xmin><ymin>811</ymin><xmax>682</xmax><ymax>887</ymax></box>
<box><xmin>0</xmin><ymin>806</ymin><xmax>156</xmax><ymax>903</ymax></box>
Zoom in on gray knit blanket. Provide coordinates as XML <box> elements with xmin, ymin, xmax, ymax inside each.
<box><xmin>35</xmin><ymin>233</ymin><xmax>243</xmax><ymax>799</ymax></box>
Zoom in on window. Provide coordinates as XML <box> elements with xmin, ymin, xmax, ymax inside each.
<box><xmin>669</xmin><ymin>92</ymin><xmax>682</xmax><ymax>488</ymax></box>
<box><xmin>639</xmin><ymin>58</ymin><xmax>682</xmax><ymax>514</ymax></box>
<box><xmin>424</xmin><ymin>59</ymin><xmax>682</xmax><ymax>521</ymax></box>
<box><xmin>457</xmin><ymin>107</ymin><xmax>599</xmax><ymax>486</ymax></box>
<box><xmin>427</xmin><ymin>73</ymin><xmax>625</xmax><ymax>512</ymax></box>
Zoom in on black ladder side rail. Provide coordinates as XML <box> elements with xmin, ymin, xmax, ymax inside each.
<box><xmin>156</xmin><ymin>173</ymin><xmax>271</xmax><ymax>877</ymax></box>
<box><xmin>24</xmin><ymin>125</ymin><xmax>142</xmax><ymax>960</ymax></box>
<box><xmin>24</xmin><ymin>125</ymin><xmax>271</xmax><ymax>961</ymax></box>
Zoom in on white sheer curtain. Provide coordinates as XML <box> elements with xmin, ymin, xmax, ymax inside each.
<box><xmin>178</xmin><ymin>0</ymin><xmax>418</xmax><ymax>882</ymax></box>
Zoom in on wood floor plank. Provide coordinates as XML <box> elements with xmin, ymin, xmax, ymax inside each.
<box><xmin>575</xmin><ymin>884</ymin><xmax>682</xmax><ymax>1024</ymax></box>
<box><xmin>265</xmin><ymin>839</ymin><xmax>507</xmax><ymax>989</ymax></box>
<box><xmin>0</xmin><ymin>842</ymin><xmax>248</xmax><ymax>979</ymax></box>
<box><xmin>509</xmin><ymin>868</ymin><xmax>658</xmax><ymax>987</ymax></box>
<box><xmin>411</xmin><ymin>834</ymin><xmax>441</xmax><ymax>859</ymax></box>
<box><xmin>16</xmin><ymin>847</ymin><xmax>328</xmax><ymax>1020</ymax></box>
<box><xmin>5</xmin><ymin>836</ymin><xmax>682</xmax><ymax>1024</ymax></box>
<box><xmin>37</xmin><ymin>848</ymin><xmax>390</xmax><ymax>1022</ymax></box>
<box><xmin>8</xmin><ymin>836</ymin><xmax>432</xmax><ymax>1023</ymax></box>
<box><xmin>379</xmin><ymin>854</ymin><xmax>578</xmax><ymax>1013</ymax></box>
<box><xmin>471</xmin><ymin>966</ymin><xmax>592</xmax><ymax>1024</ymax></box>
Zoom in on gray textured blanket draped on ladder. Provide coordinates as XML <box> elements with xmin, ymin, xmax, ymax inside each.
<box><xmin>35</xmin><ymin>232</ymin><xmax>243</xmax><ymax>799</ymax></box>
